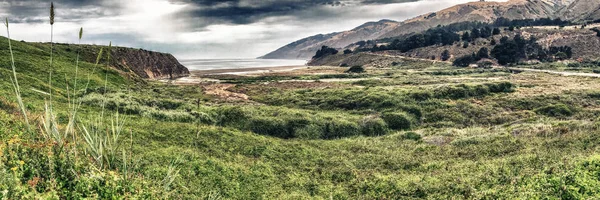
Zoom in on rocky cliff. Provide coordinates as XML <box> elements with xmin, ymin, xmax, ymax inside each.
<box><xmin>263</xmin><ymin>0</ymin><xmax>600</xmax><ymax>60</ymax></box>
<box><xmin>79</xmin><ymin>46</ymin><xmax>190</xmax><ymax>80</ymax></box>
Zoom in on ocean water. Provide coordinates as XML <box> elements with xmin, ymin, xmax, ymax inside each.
<box><xmin>179</xmin><ymin>59</ymin><xmax>307</xmax><ymax>71</ymax></box>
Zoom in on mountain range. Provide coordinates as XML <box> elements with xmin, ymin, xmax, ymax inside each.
<box><xmin>260</xmin><ymin>0</ymin><xmax>600</xmax><ymax>60</ymax></box>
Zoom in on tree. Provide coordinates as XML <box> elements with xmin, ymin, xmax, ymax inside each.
<box><xmin>493</xmin><ymin>27</ymin><xmax>501</xmax><ymax>35</ymax></box>
<box><xmin>477</xmin><ymin>47</ymin><xmax>489</xmax><ymax>59</ymax></box>
<box><xmin>441</xmin><ymin>50</ymin><xmax>451</xmax><ymax>61</ymax></box>
<box><xmin>313</xmin><ymin>46</ymin><xmax>338</xmax><ymax>59</ymax></box>
<box><xmin>471</xmin><ymin>28</ymin><xmax>481</xmax><ymax>39</ymax></box>
<box><xmin>462</xmin><ymin>41</ymin><xmax>469</xmax><ymax>48</ymax></box>
<box><xmin>343</xmin><ymin>49</ymin><xmax>353</xmax><ymax>54</ymax></box>
<box><xmin>453</xmin><ymin>54</ymin><xmax>476</xmax><ymax>67</ymax></box>
<box><xmin>508</xmin><ymin>26</ymin><xmax>515</xmax><ymax>31</ymax></box>
<box><xmin>554</xmin><ymin>52</ymin><xmax>568</xmax><ymax>60</ymax></box>
<box><xmin>462</xmin><ymin>32</ymin><xmax>471</xmax><ymax>41</ymax></box>
<box><xmin>491</xmin><ymin>41</ymin><xmax>520</xmax><ymax>65</ymax></box>
<box><xmin>346</xmin><ymin>65</ymin><xmax>365</xmax><ymax>73</ymax></box>
<box><xmin>480</xmin><ymin>26</ymin><xmax>492</xmax><ymax>38</ymax></box>
<box><xmin>491</xmin><ymin>38</ymin><xmax>497</xmax><ymax>45</ymax></box>
<box><xmin>500</xmin><ymin>36</ymin><xmax>509</xmax><ymax>44</ymax></box>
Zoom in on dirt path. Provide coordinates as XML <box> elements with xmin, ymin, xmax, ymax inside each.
<box><xmin>508</xmin><ymin>67</ymin><xmax>600</xmax><ymax>78</ymax></box>
<box><xmin>202</xmin><ymin>84</ymin><xmax>249</xmax><ymax>101</ymax></box>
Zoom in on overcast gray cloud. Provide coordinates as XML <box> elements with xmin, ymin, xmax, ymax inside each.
<box><xmin>0</xmin><ymin>0</ymin><xmax>501</xmax><ymax>59</ymax></box>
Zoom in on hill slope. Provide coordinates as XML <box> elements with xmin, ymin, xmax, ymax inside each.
<box><xmin>259</xmin><ymin>20</ymin><xmax>400</xmax><ymax>60</ymax></box>
<box><xmin>262</xmin><ymin>0</ymin><xmax>600</xmax><ymax>60</ymax></box>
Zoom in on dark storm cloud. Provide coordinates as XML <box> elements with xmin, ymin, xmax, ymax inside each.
<box><xmin>172</xmin><ymin>0</ymin><xmax>420</xmax><ymax>27</ymax></box>
<box><xmin>0</xmin><ymin>0</ymin><xmax>122</xmax><ymax>23</ymax></box>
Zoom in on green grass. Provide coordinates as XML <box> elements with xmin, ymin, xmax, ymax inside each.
<box><xmin>4</xmin><ymin>32</ymin><xmax>600</xmax><ymax>199</ymax></box>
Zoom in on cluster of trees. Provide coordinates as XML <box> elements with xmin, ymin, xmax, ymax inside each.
<box><xmin>452</xmin><ymin>47</ymin><xmax>490</xmax><ymax>67</ymax></box>
<box><xmin>452</xmin><ymin>35</ymin><xmax>573</xmax><ymax>66</ymax></box>
<box><xmin>491</xmin><ymin>35</ymin><xmax>572</xmax><ymax>65</ymax></box>
<box><xmin>461</xmin><ymin>27</ymin><xmax>501</xmax><ymax>42</ymax></box>
<box><xmin>373</xmin><ymin>28</ymin><xmax>460</xmax><ymax>52</ymax></box>
<box><xmin>493</xmin><ymin>17</ymin><xmax>573</xmax><ymax>28</ymax></box>
<box><xmin>354</xmin><ymin>17</ymin><xmax>576</xmax><ymax>54</ymax></box>
<box><xmin>313</xmin><ymin>46</ymin><xmax>338</xmax><ymax>59</ymax></box>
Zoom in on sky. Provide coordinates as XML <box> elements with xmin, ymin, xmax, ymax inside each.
<box><xmin>0</xmin><ymin>0</ymin><xmax>505</xmax><ymax>59</ymax></box>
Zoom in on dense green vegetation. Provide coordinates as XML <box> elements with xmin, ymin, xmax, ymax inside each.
<box><xmin>5</xmin><ymin>15</ymin><xmax>600</xmax><ymax>199</ymax></box>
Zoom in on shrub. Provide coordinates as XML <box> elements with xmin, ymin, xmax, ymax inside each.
<box><xmin>217</xmin><ymin>106</ymin><xmax>248</xmax><ymax>126</ymax></box>
<box><xmin>323</xmin><ymin>119</ymin><xmax>361</xmax><ymax>139</ymax></box>
<box><xmin>381</xmin><ymin>112</ymin><xmax>413</xmax><ymax>130</ymax></box>
<box><xmin>346</xmin><ymin>66</ymin><xmax>365</xmax><ymax>73</ymax></box>
<box><xmin>313</xmin><ymin>46</ymin><xmax>338</xmax><ymax>59</ymax></box>
<box><xmin>453</xmin><ymin>55</ymin><xmax>475</xmax><ymax>67</ymax></box>
<box><xmin>534</xmin><ymin>104</ymin><xmax>574</xmax><ymax>118</ymax></box>
<box><xmin>249</xmin><ymin>117</ymin><xmax>292</xmax><ymax>138</ymax></box>
<box><xmin>359</xmin><ymin>116</ymin><xmax>389</xmax><ymax>136</ymax></box>
<box><xmin>477</xmin><ymin>61</ymin><xmax>493</xmax><ymax>68</ymax></box>
<box><xmin>441</xmin><ymin>50</ymin><xmax>451</xmax><ymax>61</ymax></box>
<box><xmin>401</xmin><ymin>132</ymin><xmax>422</xmax><ymax>141</ymax></box>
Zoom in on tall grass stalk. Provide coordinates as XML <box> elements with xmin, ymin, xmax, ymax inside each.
<box><xmin>101</xmin><ymin>42</ymin><xmax>112</xmax><ymax>121</ymax></box>
<box><xmin>48</xmin><ymin>2</ymin><xmax>55</xmax><ymax>107</ymax></box>
<box><xmin>4</xmin><ymin>18</ymin><xmax>30</xmax><ymax>131</ymax></box>
<box><xmin>69</xmin><ymin>28</ymin><xmax>83</xmax><ymax>157</ymax></box>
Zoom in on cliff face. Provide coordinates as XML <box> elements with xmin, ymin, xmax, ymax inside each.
<box><xmin>109</xmin><ymin>48</ymin><xmax>189</xmax><ymax>79</ymax></box>
<box><xmin>81</xmin><ymin>46</ymin><xmax>190</xmax><ymax>80</ymax></box>
<box><xmin>263</xmin><ymin>0</ymin><xmax>600</xmax><ymax>60</ymax></box>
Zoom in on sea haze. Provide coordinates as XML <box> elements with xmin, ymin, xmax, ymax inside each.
<box><xmin>179</xmin><ymin>59</ymin><xmax>307</xmax><ymax>71</ymax></box>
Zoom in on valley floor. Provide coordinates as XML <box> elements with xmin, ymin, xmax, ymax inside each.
<box><xmin>4</xmin><ymin>56</ymin><xmax>600</xmax><ymax>198</ymax></box>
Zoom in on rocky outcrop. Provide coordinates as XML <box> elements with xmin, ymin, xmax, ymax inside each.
<box><xmin>81</xmin><ymin>46</ymin><xmax>189</xmax><ymax>80</ymax></box>
<box><xmin>109</xmin><ymin>48</ymin><xmax>189</xmax><ymax>79</ymax></box>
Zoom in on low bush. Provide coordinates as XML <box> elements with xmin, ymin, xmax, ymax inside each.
<box><xmin>359</xmin><ymin>116</ymin><xmax>389</xmax><ymax>137</ymax></box>
<box><xmin>346</xmin><ymin>66</ymin><xmax>365</xmax><ymax>73</ymax></box>
<box><xmin>401</xmin><ymin>132</ymin><xmax>422</xmax><ymax>141</ymax></box>
<box><xmin>534</xmin><ymin>104</ymin><xmax>574</xmax><ymax>118</ymax></box>
<box><xmin>249</xmin><ymin>117</ymin><xmax>292</xmax><ymax>138</ymax></box>
<box><xmin>433</xmin><ymin>82</ymin><xmax>514</xmax><ymax>99</ymax></box>
<box><xmin>381</xmin><ymin>112</ymin><xmax>414</xmax><ymax>130</ymax></box>
<box><xmin>323</xmin><ymin>119</ymin><xmax>361</xmax><ymax>139</ymax></box>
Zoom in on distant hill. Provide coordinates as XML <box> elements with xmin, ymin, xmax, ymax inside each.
<box><xmin>259</xmin><ymin>20</ymin><xmax>400</xmax><ymax>60</ymax></box>
<box><xmin>262</xmin><ymin>0</ymin><xmax>600</xmax><ymax>60</ymax></box>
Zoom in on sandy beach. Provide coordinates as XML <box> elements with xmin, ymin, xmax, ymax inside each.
<box><xmin>161</xmin><ymin>65</ymin><xmax>309</xmax><ymax>85</ymax></box>
<box><xmin>189</xmin><ymin>65</ymin><xmax>308</xmax><ymax>76</ymax></box>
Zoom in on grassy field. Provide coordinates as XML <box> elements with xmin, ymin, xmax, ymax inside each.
<box><xmin>3</xmin><ymin>34</ymin><xmax>600</xmax><ymax>198</ymax></box>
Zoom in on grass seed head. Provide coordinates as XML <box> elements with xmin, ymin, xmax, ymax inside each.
<box><xmin>50</xmin><ymin>2</ymin><xmax>55</xmax><ymax>25</ymax></box>
<box><xmin>4</xmin><ymin>18</ymin><xmax>7</xmax><ymax>28</ymax></box>
<box><xmin>96</xmin><ymin>48</ymin><xmax>104</xmax><ymax>65</ymax></box>
<box><xmin>79</xmin><ymin>27</ymin><xmax>83</xmax><ymax>40</ymax></box>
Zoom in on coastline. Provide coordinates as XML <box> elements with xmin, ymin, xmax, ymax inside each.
<box><xmin>189</xmin><ymin>65</ymin><xmax>308</xmax><ymax>76</ymax></box>
<box><xmin>161</xmin><ymin>65</ymin><xmax>309</xmax><ymax>85</ymax></box>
